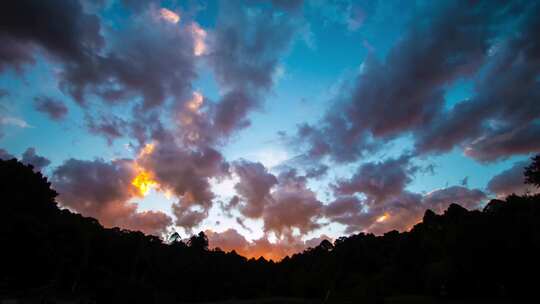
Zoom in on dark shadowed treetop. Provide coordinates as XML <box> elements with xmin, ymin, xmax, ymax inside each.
<box><xmin>525</xmin><ymin>154</ymin><xmax>540</xmax><ymax>188</ymax></box>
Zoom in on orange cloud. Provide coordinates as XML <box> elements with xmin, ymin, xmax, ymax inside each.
<box><xmin>131</xmin><ymin>143</ymin><xmax>159</xmax><ymax>196</ymax></box>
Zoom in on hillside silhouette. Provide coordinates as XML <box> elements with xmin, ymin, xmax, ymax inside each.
<box><xmin>1</xmin><ymin>156</ymin><xmax>540</xmax><ymax>303</ymax></box>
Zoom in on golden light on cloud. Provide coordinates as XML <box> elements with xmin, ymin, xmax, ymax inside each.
<box><xmin>190</xmin><ymin>23</ymin><xmax>207</xmax><ymax>56</ymax></box>
<box><xmin>376</xmin><ymin>213</ymin><xmax>389</xmax><ymax>223</ymax></box>
<box><xmin>159</xmin><ymin>8</ymin><xmax>180</xmax><ymax>24</ymax></box>
<box><xmin>132</xmin><ymin>170</ymin><xmax>157</xmax><ymax>196</ymax></box>
<box><xmin>139</xmin><ymin>143</ymin><xmax>155</xmax><ymax>157</ymax></box>
<box><xmin>132</xmin><ymin>143</ymin><xmax>159</xmax><ymax>196</ymax></box>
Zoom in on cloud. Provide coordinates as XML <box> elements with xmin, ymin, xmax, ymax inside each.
<box><xmin>326</xmin><ymin>184</ymin><xmax>487</xmax><ymax>235</ymax></box>
<box><xmin>295</xmin><ymin>1</ymin><xmax>496</xmax><ymax>163</ymax></box>
<box><xmin>232</xmin><ymin>160</ymin><xmax>278</xmax><ymax>218</ymax></box>
<box><xmin>136</xmin><ymin>141</ymin><xmax>229</xmax><ymax>230</ymax></box>
<box><xmin>0</xmin><ymin>149</ymin><xmax>15</xmax><ymax>160</ymax></box>
<box><xmin>422</xmin><ymin>186</ymin><xmax>486</xmax><ymax>212</ymax></box>
<box><xmin>206</xmin><ymin>1</ymin><xmax>300</xmax><ymax>139</ymax></box>
<box><xmin>63</xmin><ymin>12</ymin><xmax>196</xmax><ymax>109</ymax></box>
<box><xmin>262</xmin><ymin>169</ymin><xmax>323</xmax><ymax>236</ymax></box>
<box><xmin>1</xmin><ymin>1</ymin><xmax>204</xmax><ymax>148</ymax></box>
<box><xmin>33</xmin><ymin>96</ymin><xmax>68</xmax><ymax>121</ymax></box>
<box><xmin>464</xmin><ymin>123</ymin><xmax>540</xmax><ymax>163</ymax></box>
<box><xmin>0</xmin><ymin>0</ymin><xmax>103</xmax><ymax>72</ymax></box>
<box><xmin>414</xmin><ymin>3</ymin><xmax>540</xmax><ymax>161</ymax></box>
<box><xmin>0</xmin><ymin>116</ymin><xmax>31</xmax><ymax>128</ymax></box>
<box><xmin>85</xmin><ymin>113</ymin><xmax>128</xmax><ymax>145</ymax></box>
<box><xmin>333</xmin><ymin>155</ymin><xmax>417</xmax><ymax>204</ymax></box>
<box><xmin>52</xmin><ymin>158</ymin><xmax>172</xmax><ymax>236</ymax></box>
<box><xmin>487</xmin><ymin>161</ymin><xmax>537</xmax><ymax>197</ymax></box>
<box><xmin>228</xmin><ymin>161</ymin><xmax>323</xmax><ymax>237</ymax></box>
<box><xmin>0</xmin><ymin>105</ymin><xmax>31</xmax><ymax>137</ymax></box>
<box><xmin>21</xmin><ymin>147</ymin><xmax>51</xmax><ymax>172</ymax></box>
<box><xmin>324</xmin><ymin>155</ymin><xmax>485</xmax><ymax>234</ymax></box>
<box><xmin>294</xmin><ymin>1</ymin><xmax>540</xmax><ymax>164</ymax></box>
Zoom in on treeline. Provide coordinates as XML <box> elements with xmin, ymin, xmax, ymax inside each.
<box><xmin>0</xmin><ymin>157</ymin><xmax>539</xmax><ymax>303</ymax></box>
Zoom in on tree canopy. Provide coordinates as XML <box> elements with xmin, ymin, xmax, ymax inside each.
<box><xmin>1</xmin><ymin>156</ymin><xmax>540</xmax><ymax>303</ymax></box>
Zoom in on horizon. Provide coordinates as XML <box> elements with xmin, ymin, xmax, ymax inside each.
<box><xmin>1</xmin><ymin>0</ymin><xmax>540</xmax><ymax>261</ymax></box>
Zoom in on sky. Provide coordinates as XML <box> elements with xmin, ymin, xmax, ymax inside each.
<box><xmin>1</xmin><ymin>0</ymin><xmax>539</xmax><ymax>261</ymax></box>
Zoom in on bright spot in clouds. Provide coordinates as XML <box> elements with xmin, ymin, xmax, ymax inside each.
<box><xmin>376</xmin><ymin>213</ymin><xmax>389</xmax><ymax>223</ymax></box>
<box><xmin>190</xmin><ymin>23</ymin><xmax>207</xmax><ymax>56</ymax></box>
<box><xmin>132</xmin><ymin>143</ymin><xmax>159</xmax><ymax>196</ymax></box>
<box><xmin>132</xmin><ymin>170</ymin><xmax>158</xmax><ymax>196</ymax></box>
<box><xmin>186</xmin><ymin>91</ymin><xmax>204</xmax><ymax>112</ymax></box>
<box><xmin>159</xmin><ymin>8</ymin><xmax>180</xmax><ymax>24</ymax></box>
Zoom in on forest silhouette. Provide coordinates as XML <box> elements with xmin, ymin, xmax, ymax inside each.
<box><xmin>1</xmin><ymin>155</ymin><xmax>539</xmax><ymax>303</ymax></box>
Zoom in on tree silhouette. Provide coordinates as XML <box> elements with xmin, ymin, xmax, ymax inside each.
<box><xmin>1</xmin><ymin>157</ymin><xmax>540</xmax><ymax>302</ymax></box>
<box><xmin>525</xmin><ymin>154</ymin><xmax>540</xmax><ymax>187</ymax></box>
<box><xmin>188</xmin><ymin>231</ymin><xmax>209</xmax><ymax>251</ymax></box>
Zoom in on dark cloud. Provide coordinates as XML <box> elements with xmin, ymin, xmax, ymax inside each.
<box><xmin>1</xmin><ymin>1</ymin><xmax>201</xmax><ymax>148</ymax></box>
<box><xmin>119</xmin><ymin>210</ymin><xmax>172</xmax><ymax>236</ymax></box>
<box><xmin>206</xmin><ymin>1</ymin><xmax>299</xmax><ymax>139</ymax></box>
<box><xmin>414</xmin><ymin>3</ymin><xmax>540</xmax><ymax>161</ymax></box>
<box><xmin>324</xmin><ymin>192</ymin><xmax>422</xmax><ymax>235</ymax></box>
<box><xmin>293</xmin><ymin>1</ymin><xmax>540</xmax><ymax>165</ymax></box>
<box><xmin>422</xmin><ymin>186</ymin><xmax>486</xmax><ymax>213</ymax></box>
<box><xmin>211</xmin><ymin>89</ymin><xmax>256</xmax><ymax>138</ymax></box>
<box><xmin>326</xmin><ymin>184</ymin><xmax>486</xmax><ymax>235</ymax></box>
<box><xmin>0</xmin><ymin>0</ymin><xmax>103</xmax><ymax>72</ymax></box>
<box><xmin>53</xmin><ymin>158</ymin><xmax>172</xmax><ymax>236</ymax></box>
<box><xmin>21</xmin><ymin>147</ymin><xmax>50</xmax><ymax>172</ymax></box>
<box><xmin>323</xmin><ymin>196</ymin><xmax>372</xmax><ymax>234</ymax></box>
<box><xmin>296</xmin><ymin>1</ymin><xmax>497</xmax><ymax>163</ymax></box>
<box><xmin>487</xmin><ymin>161</ymin><xmax>537</xmax><ymax>197</ymax></box>
<box><xmin>263</xmin><ymin>169</ymin><xmax>323</xmax><ymax>236</ymax></box>
<box><xmin>0</xmin><ymin>147</ymin><xmax>50</xmax><ymax>171</ymax></box>
<box><xmin>232</xmin><ymin>160</ymin><xmax>278</xmax><ymax>218</ymax></box>
<box><xmin>324</xmin><ymin>154</ymin><xmax>485</xmax><ymax>234</ymax></box>
<box><xmin>464</xmin><ymin>123</ymin><xmax>540</xmax><ymax>163</ymax></box>
<box><xmin>60</xmin><ymin>6</ymin><xmax>196</xmax><ymax>109</ymax></box>
<box><xmin>295</xmin><ymin>117</ymin><xmax>379</xmax><ymax>163</ymax></box>
<box><xmin>85</xmin><ymin>113</ymin><xmax>128</xmax><ymax>145</ymax></box>
<box><xmin>333</xmin><ymin>155</ymin><xmax>417</xmax><ymax>204</ymax></box>
<box><xmin>227</xmin><ymin>162</ymin><xmax>323</xmax><ymax>236</ymax></box>
<box><xmin>33</xmin><ymin>96</ymin><xmax>68</xmax><ymax>121</ymax></box>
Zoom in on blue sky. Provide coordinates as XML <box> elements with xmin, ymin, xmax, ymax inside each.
<box><xmin>1</xmin><ymin>0</ymin><xmax>538</xmax><ymax>259</ymax></box>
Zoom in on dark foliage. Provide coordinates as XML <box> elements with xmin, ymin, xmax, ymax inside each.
<box><xmin>1</xmin><ymin>157</ymin><xmax>540</xmax><ymax>303</ymax></box>
<box><xmin>525</xmin><ymin>154</ymin><xmax>540</xmax><ymax>188</ymax></box>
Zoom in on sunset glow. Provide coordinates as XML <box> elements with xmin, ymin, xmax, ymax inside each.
<box><xmin>132</xmin><ymin>170</ymin><xmax>157</xmax><ymax>196</ymax></box>
<box><xmin>376</xmin><ymin>213</ymin><xmax>389</xmax><ymax>223</ymax></box>
<box><xmin>132</xmin><ymin>143</ymin><xmax>158</xmax><ymax>196</ymax></box>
